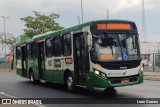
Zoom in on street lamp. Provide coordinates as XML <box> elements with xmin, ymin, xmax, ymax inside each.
<box><xmin>2</xmin><ymin>16</ymin><xmax>10</xmax><ymax>61</ymax></box>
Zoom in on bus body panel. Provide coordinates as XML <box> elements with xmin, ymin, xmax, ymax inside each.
<box><xmin>86</xmin><ymin>72</ymin><xmax>143</xmax><ymax>88</ymax></box>
<box><xmin>27</xmin><ymin>59</ymin><xmax>39</xmax><ymax>80</ymax></box>
<box><xmin>16</xmin><ymin>59</ymin><xmax>22</xmax><ymax>76</ymax></box>
<box><xmin>90</xmin><ymin>61</ymin><xmax>141</xmax><ymax>77</ymax></box>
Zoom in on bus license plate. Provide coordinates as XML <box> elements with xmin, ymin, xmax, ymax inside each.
<box><xmin>121</xmin><ymin>79</ymin><xmax>129</xmax><ymax>84</ymax></box>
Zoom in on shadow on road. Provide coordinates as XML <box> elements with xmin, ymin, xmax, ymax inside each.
<box><xmin>74</xmin><ymin>87</ymin><xmax>119</xmax><ymax>98</ymax></box>
<box><xmin>20</xmin><ymin>80</ymin><xmax>124</xmax><ymax>98</ymax></box>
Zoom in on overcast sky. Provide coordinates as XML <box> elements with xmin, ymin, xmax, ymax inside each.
<box><xmin>0</xmin><ymin>0</ymin><xmax>160</xmax><ymax>44</ymax></box>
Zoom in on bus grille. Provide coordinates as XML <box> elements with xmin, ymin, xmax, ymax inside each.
<box><xmin>108</xmin><ymin>74</ymin><xmax>139</xmax><ymax>84</ymax></box>
<box><xmin>92</xmin><ymin>59</ymin><xmax>141</xmax><ymax>70</ymax></box>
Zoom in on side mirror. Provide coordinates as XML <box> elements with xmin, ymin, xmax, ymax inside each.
<box><xmin>87</xmin><ymin>31</ymin><xmax>92</xmax><ymax>52</ymax></box>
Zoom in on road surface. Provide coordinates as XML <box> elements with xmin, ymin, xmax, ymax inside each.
<box><xmin>0</xmin><ymin>71</ymin><xmax>160</xmax><ymax>107</ymax></box>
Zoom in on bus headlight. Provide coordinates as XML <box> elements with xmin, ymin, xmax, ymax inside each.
<box><xmin>94</xmin><ymin>69</ymin><xmax>107</xmax><ymax>79</ymax></box>
<box><xmin>94</xmin><ymin>70</ymin><xmax>100</xmax><ymax>75</ymax></box>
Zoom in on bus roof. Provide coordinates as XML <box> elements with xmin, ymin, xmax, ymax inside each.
<box><xmin>16</xmin><ymin>19</ymin><xmax>135</xmax><ymax>46</ymax></box>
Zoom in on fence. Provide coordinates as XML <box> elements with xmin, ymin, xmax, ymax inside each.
<box><xmin>0</xmin><ymin>62</ymin><xmax>12</xmax><ymax>70</ymax></box>
<box><xmin>143</xmin><ymin>54</ymin><xmax>160</xmax><ymax>72</ymax></box>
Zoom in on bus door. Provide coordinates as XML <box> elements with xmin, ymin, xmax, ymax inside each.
<box><xmin>21</xmin><ymin>45</ymin><xmax>27</xmax><ymax>77</ymax></box>
<box><xmin>73</xmin><ymin>32</ymin><xmax>90</xmax><ymax>85</ymax></box>
<box><xmin>37</xmin><ymin>40</ymin><xmax>45</xmax><ymax>80</ymax></box>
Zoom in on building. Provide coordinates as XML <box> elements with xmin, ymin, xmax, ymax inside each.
<box><xmin>140</xmin><ymin>42</ymin><xmax>160</xmax><ymax>67</ymax></box>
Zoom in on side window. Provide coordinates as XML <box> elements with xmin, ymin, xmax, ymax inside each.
<box><xmin>53</xmin><ymin>36</ymin><xmax>62</xmax><ymax>57</ymax></box>
<box><xmin>46</xmin><ymin>38</ymin><xmax>53</xmax><ymax>58</ymax></box>
<box><xmin>27</xmin><ymin>43</ymin><xmax>31</xmax><ymax>58</ymax></box>
<box><xmin>27</xmin><ymin>42</ymin><xmax>37</xmax><ymax>58</ymax></box>
<box><xmin>32</xmin><ymin>42</ymin><xmax>37</xmax><ymax>58</ymax></box>
<box><xmin>63</xmin><ymin>34</ymin><xmax>72</xmax><ymax>56</ymax></box>
<box><xmin>16</xmin><ymin>46</ymin><xmax>21</xmax><ymax>59</ymax></box>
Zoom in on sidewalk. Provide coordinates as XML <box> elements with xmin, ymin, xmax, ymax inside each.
<box><xmin>144</xmin><ymin>71</ymin><xmax>160</xmax><ymax>81</ymax></box>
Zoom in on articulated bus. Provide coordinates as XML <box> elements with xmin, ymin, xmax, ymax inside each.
<box><xmin>16</xmin><ymin>20</ymin><xmax>144</xmax><ymax>91</ymax></box>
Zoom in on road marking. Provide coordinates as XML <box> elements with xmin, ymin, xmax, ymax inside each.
<box><xmin>0</xmin><ymin>92</ymin><xmax>17</xmax><ymax>98</ymax></box>
<box><xmin>0</xmin><ymin>92</ymin><xmax>46</xmax><ymax>107</ymax></box>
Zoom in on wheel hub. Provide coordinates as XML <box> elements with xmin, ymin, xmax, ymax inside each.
<box><xmin>67</xmin><ymin>76</ymin><xmax>73</xmax><ymax>89</ymax></box>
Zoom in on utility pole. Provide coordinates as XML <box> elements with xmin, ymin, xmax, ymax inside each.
<box><xmin>142</xmin><ymin>0</ymin><xmax>147</xmax><ymax>42</ymax></box>
<box><xmin>107</xmin><ymin>8</ymin><xmax>109</xmax><ymax>19</ymax></box>
<box><xmin>2</xmin><ymin>16</ymin><xmax>10</xmax><ymax>61</ymax></box>
<box><xmin>78</xmin><ymin>16</ymin><xmax>80</xmax><ymax>24</ymax></box>
<box><xmin>81</xmin><ymin>0</ymin><xmax>84</xmax><ymax>23</ymax></box>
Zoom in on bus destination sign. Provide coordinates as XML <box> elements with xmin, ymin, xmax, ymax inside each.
<box><xmin>97</xmin><ymin>23</ymin><xmax>131</xmax><ymax>30</ymax></box>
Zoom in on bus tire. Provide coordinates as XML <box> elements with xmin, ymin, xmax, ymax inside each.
<box><xmin>65</xmin><ymin>73</ymin><xmax>75</xmax><ymax>92</ymax></box>
<box><xmin>30</xmin><ymin>71</ymin><xmax>35</xmax><ymax>84</ymax></box>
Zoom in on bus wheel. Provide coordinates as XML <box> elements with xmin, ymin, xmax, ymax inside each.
<box><xmin>30</xmin><ymin>71</ymin><xmax>35</xmax><ymax>83</ymax></box>
<box><xmin>65</xmin><ymin>73</ymin><xmax>75</xmax><ymax>92</ymax></box>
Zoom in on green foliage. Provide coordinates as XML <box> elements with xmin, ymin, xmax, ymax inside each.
<box><xmin>20</xmin><ymin>11</ymin><xmax>64</xmax><ymax>38</ymax></box>
<box><xmin>20</xmin><ymin>35</ymin><xmax>31</xmax><ymax>42</ymax></box>
<box><xmin>0</xmin><ymin>33</ymin><xmax>18</xmax><ymax>52</ymax></box>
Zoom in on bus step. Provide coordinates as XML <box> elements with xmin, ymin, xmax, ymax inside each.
<box><xmin>40</xmin><ymin>80</ymin><xmax>47</xmax><ymax>83</ymax></box>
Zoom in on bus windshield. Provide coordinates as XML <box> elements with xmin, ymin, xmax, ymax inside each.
<box><xmin>91</xmin><ymin>33</ymin><xmax>140</xmax><ymax>61</ymax></box>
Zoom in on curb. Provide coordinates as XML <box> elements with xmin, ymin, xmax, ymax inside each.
<box><xmin>144</xmin><ymin>75</ymin><xmax>160</xmax><ymax>81</ymax></box>
<box><xmin>144</xmin><ymin>78</ymin><xmax>160</xmax><ymax>81</ymax></box>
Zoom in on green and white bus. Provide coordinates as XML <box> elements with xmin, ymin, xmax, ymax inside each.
<box><xmin>16</xmin><ymin>20</ymin><xmax>144</xmax><ymax>91</ymax></box>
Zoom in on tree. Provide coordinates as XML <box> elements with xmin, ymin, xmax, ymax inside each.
<box><xmin>20</xmin><ymin>11</ymin><xmax>64</xmax><ymax>38</ymax></box>
<box><xmin>0</xmin><ymin>33</ymin><xmax>18</xmax><ymax>70</ymax></box>
<box><xmin>0</xmin><ymin>33</ymin><xmax>18</xmax><ymax>52</ymax></box>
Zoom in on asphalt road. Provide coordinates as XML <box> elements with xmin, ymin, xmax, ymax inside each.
<box><xmin>0</xmin><ymin>71</ymin><xmax>160</xmax><ymax>107</ymax></box>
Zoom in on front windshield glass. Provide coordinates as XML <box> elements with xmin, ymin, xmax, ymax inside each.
<box><xmin>91</xmin><ymin>33</ymin><xmax>140</xmax><ymax>61</ymax></box>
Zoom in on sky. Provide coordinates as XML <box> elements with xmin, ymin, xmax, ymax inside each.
<box><xmin>0</xmin><ymin>0</ymin><xmax>160</xmax><ymax>50</ymax></box>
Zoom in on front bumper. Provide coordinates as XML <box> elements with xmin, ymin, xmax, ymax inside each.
<box><xmin>86</xmin><ymin>72</ymin><xmax>144</xmax><ymax>89</ymax></box>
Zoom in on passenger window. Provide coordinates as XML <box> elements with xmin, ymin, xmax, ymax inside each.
<box><xmin>63</xmin><ymin>34</ymin><xmax>72</xmax><ymax>56</ymax></box>
<box><xmin>32</xmin><ymin>42</ymin><xmax>37</xmax><ymax>58</ymax></box>
<box><xmin>45</xmin><ymin>38</ymin><xmax>53</xmax><ymax>58</ymax></box>
<box><xmin>27</xmin><ymin>42</ymin><xmax>37</xmax><ymax>59</ymax></box>
<box><xmin>27</xmin><ymin>44</ymin><xmax>31</xmax><ymax>58</ymax></box>
<box><xmin>53</xmin><ymin>36</ymin><xmax>62</xmax><ymax>57</ymax></box>
<box><xmin>16</xmin><ymin>46</ymin><xmax>21</xmax><ymax>59</ymax></box>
